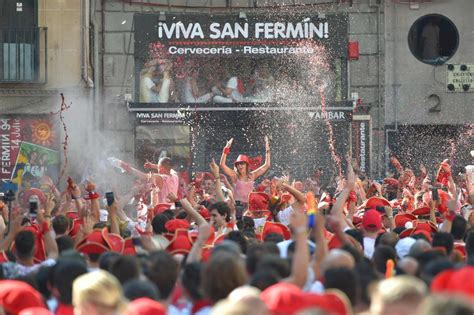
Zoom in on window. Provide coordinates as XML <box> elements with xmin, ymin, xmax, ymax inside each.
<box><xmin>407</xmin><ymin>14</ymin><xmax>459</xmax><ymax>66</ymax></box>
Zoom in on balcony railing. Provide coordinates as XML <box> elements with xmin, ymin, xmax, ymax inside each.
<box><xmin>0</xmin><ymin>27</ymin><xmax>47</xmax><ymax>83</ymax></box>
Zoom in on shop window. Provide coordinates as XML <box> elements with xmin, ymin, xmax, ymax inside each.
<box><xmin>407</xmin><ymin>14</ymin><xmax>459</xmax><ymax>66</ymax></box>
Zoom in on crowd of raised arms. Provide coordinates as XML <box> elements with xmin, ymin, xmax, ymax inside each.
<box><xmin>0</xmin><ymin>138</ymin><xmax>473</xmax><ymax>315</ymax></box>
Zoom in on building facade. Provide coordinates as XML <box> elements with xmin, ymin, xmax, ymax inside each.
<box><xmin>1</xmin><ymin>0</ymin><xmax>472</xmax><ymax>189</ymax></box>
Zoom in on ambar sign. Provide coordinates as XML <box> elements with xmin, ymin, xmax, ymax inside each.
<box><xmin>446</xmin><ymin>64</ymin><xmax>473</xmax><ymax>92</ymax></box>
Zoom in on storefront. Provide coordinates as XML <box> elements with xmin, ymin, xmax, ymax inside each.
<box><xmin>130</xmin><ymin>12</ymin><xmax>365</xmax><ymax>179</ymax></box>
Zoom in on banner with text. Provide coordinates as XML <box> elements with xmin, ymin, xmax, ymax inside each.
<box><xmin>352</xmin><ymin>115</ymin><xmax>371</xmax><ymax>176</ymax></box>
<box><xmin>133</xmin><ymin>13</ymin><xmax>348</xmax><ymax>104</ymax></box>
<box><xmin>0</xmin><ymin>116</ymin><xmax>59</xmax><ymax>192</ymax></box>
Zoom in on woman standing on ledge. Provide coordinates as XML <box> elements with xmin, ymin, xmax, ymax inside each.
<box><xmin>220</xmin><ymin>136</ymin><xmax>271</xmax><ymax>216</ymax></box>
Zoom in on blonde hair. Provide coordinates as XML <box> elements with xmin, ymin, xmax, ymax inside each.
<box><xmin>73</xmin><ymin>270</ymin><xmax>126</xmax><ymax>311</ymax></box>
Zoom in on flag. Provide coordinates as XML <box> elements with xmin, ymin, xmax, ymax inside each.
<box><xmin>306</xmin><ymin>192</ymin><xmax>317</xmax><ymax>228</ymax></box>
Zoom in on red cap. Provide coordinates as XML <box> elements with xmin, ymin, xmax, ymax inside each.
<box><xmin>383</xmin><ymin>178</ymin><xmax>399</xmax><ymax>188</ymax></box>
<box><xmin>248</xmin><ymin>155</ymin><xmax>262</xmax><ymax>171</ymax></box>
<box><xmin>248</xmin><ymin>192</ymin><xmax>270</xmax><ymax>211</ymax></box>
<box><xmin>153</xmin><ymin>203</ymin><xmax>171</xmax><ymax>216</ymax></box>
<box><xmin>166</xmin><ymin>229</ymin><xmax>194</xmax><ymax>255</ymax></box>
<box><xmin>365</xmin><ymin>196</ymin><xmax>391</xmax><ymax>209</ymax></box>
<box><xmin>65</xmin><ymin>211</ymin><xmax>79</xmax><ymax>220</ymax></box>
<box><xmin>362</xmin><ymin>210</ymin><xmax>382</xmax><ymax>231</ymax></box>
<box><xmin>261</xmin><ymin>221</ymin><xmax>291</xmax><ymax>240</ymax></box>
<box><xmin>431</xmin><ymin>266</ymin><xmax>474</xmax><ymax>299</ymax></box>
<box><xmin>123</xmin><ymin>238</ymin><xmax>137</xmax><ymax>256</ymax></box>
<box><xmin>394</xmin><ymin>213</ymin><xmax>417</xmax><ymax>227</ymax></box>
<box><xmin>302</xmin><ymin>290</ymin><xmax>351</xmax><ymax>315</ymax></box>
<box><xmin>127</xmin><ymin>298</ymin><xmax>166</xmax><ymax>315</ymax></box>
<box><xmin>260</xmin><ymin>282</ymin><xmax>306</xmax><ymax>314</ymax></box>
<box><xmin>234</xmin><ymin>154</ymin><xmax>250</xmax><ymax>166</ymax></box>
<box><xmin>165</xmin><ymin>219</ymin><xmax>190</xmax><ymax>233</ymax></box>
<box><xmin>76</xmin><ymin>228</ymin><xmax>119</xmax><ymax>255</ymax></box>
<box><xmin>328</xmin><ymin>233</ymin><xmax>362</xmax><ymax>251</ymax></box>
<box><xmin>19</xmin><ymin>307</ymin><xmax>52</xmax><ymax>315</ymax></box>
<box><xmin>68</xmin><ymin>218</ymin><xmax>84</xmax><ymax>238</ymax></box>
<box><xmin>0</xmin><ymin>280</ymin><xmax>46</xmax><ymax>315</ymax></box>
<box><xmin>412</xmin><ymin>207</ymin><xmax>431</xmax><ymax>216</ymax></box>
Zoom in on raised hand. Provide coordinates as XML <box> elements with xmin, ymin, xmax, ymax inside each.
<box><xmin>209</xmin><ymin>159</ymin><xmax>220</xmax><ymax>178</ymax></box>
<box><xmin>167</xmin><ymin>192</ymin><xmax>178</xmax><ymax>203</ymax></box>
<box><xmin>265</xmin><ymin>136</ymin><xmax>270</xmax><ymax>152</ymax></box>
<box><xmin>224</xmin><ymin>138</ymin><xmax>233</xmax><ymax>149</ymax></box>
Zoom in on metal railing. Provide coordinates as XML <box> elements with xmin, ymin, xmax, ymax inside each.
<box><xmin>0</xmin><ymin>27</ymin><xmax>47</xmax><ymax>83</ymax></box>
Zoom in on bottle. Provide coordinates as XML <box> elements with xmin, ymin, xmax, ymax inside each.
<box><xmin>108</xmin><ymin>157</ymin><xmax>126</xmax><ymax>173</ymax></box>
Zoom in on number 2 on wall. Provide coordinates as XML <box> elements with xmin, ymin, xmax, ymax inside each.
<box><xmin>428</xmin><ymin>94</ymin><xmax>441</xmax><ymax>113</ymax></box>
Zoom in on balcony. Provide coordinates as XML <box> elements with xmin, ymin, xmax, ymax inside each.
<box><xmin>0</xmin><ymin>27</ymin><xmax>47</xmax><ymax>84</ymax></box>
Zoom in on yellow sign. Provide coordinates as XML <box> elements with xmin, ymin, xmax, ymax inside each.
<box><xmin>446</xmin><ymin>64</ymin><xmax>473</xmax><ymax>92</ymax></box>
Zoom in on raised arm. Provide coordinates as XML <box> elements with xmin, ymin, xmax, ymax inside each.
<box><xmin>284</xmin><ymin>203</ymin><xmax>309</xmax><ymax>288</ymax></box>
<box><xmin>331</xmin><ymin>157</ymin><xmax>356</xmax><ymax>229</ymax></box>
<box><xmin>220</xmin><ymin>138</ymin><xmax>237</xmax><ymax>179</ymax></box>
<box><xmin>251</xmin><ymin>136</ymin><xmax>271</xmax><ymax>179</ymax></box>
<box><xmin>210</xmin><ymin>159</ymin><xmax>226</xmax><ymax>203</ymax></box>
<box><xmin>37</xmin><ymin>206</ymin><xmax>59</xmax><ymax>260</ymax></box>
<box><xmin>170</xmin><ymin>194</ymin><xmax>207</xmax><ymax>227</ymax></box>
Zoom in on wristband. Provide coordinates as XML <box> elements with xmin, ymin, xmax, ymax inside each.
<box><xmin>84</xmin><ymin>191</ymin><xmax>100</xmax><ymax>200</ymax></box>
<box><xmin>293</xmin><ymin>227</ymin><xmax>307</xmax><ymax>235</ymax></box>
<box><xmin>223</xmin><ymin>147</ymin><xmax>230</xmax><ymax>155</ymax></box>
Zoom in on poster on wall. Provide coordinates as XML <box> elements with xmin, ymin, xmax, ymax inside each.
<box><xmin>0</xmin><ymin>116</ymin><xmax>59</xmax><ymax>192</ymax></box>
<box><xmin>133</xmin><ymin>13</ymin><xmax>348</xmax><ymax>104</ymax></box>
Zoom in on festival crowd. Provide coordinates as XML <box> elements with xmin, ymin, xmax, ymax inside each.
<box><xmin>0</xmin><ymin>138</ymin><xmax>473</xmax><ymax>315</ymax></box>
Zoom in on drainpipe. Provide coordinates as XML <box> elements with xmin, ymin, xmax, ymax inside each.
<box><xmin>383</xmin><ymin>1</ymin><xmax>399</xmax><ymax>176</ymax></box>
<box><xmin>368</xmin><ymin>0</ymin><xmax>383</xmax><ymax>178</ymax></box>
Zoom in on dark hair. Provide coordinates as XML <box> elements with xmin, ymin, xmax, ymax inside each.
<box><xmin>354</xmin><ymin>258</ymin><xmax>378</xmax><ymax>306</ymax></box>
<box><xmin>264</xmin><ymin>233</ymin><xmax>284</xmax><ymax>244</ymax></box>
<box><xmin>176</xmin><ymin>211</ymin><xmax>188</xmax><ymax>220</ymax></box>
<box><xmin>225</xmin><ymin>231</ymin><xmax>248</xmax><ymax>254</ymax></box>
<box><xmin>53</xmin><ymin>260</ymin><xmax>87</xmax><ymax>304</ymax></box>
<box><xmin>123</xmin><ymin>279</ymin><xmax>160</xmax><ymax>301</ymax></box>
<box><xmin>432</xmin><ymin>232</ymin><xmax>454</xmax><ymax>255</ymax></box>
<box><xmin>249</xmin><ymin>270</ymin><xmax>279</xmax><ymax>291</ymax></box>
<box><xmin>56</xmin><ymin>235</ymin><xmax>74</xmax><ymax>253</ymax></box>
<box><xmin>181</xmin><ymin>262</ymin><xmax>203</xmax><ymax>301</ymax></box>
<box><xmin>451</xmin><ymin>215</ymin><xmax>467</xmax><ymax>240</ymax></box>
<box><xmin>465</xmin><ymin>229</ymin><xmax>474</xmax><ymax>260</ymax></box>
<box><xmin>151</xmin><ymin>214</ymin><xmax>170</xmax><ymax>235</ymax></box>
<box><xmin>372</xmin><ymin>245</ymin><xmax>396</xmax><ymax>275</ymax></box>
<box><xmin>419</xmin><ymin>258</ymin><xmax>453</xmax><ymax>286</ymax></box>
<box><xmin>345</xmin><ymin>229</ymin><xmax>364</xmax><ymax>249</ymax></box>
<box><xmin>256</xmin><ymin>255</ymin><xmax>290</xmax><ymax>279</ymax></box>
<box><xmin>208</xmin><ymin>202</ymin><xmax>231</xmax><ymax>222</ymax></box>
<box><xmin>52</xmin><ymin>215</ymin><xmax>71</xmax><ymax>235</ymax></box>
<box><xmin>110</xmin><ymin>255</ymin><xmax>141</xmax><ymax>285</ymax></box>
<box><xmin>246</xmin><ymin>244</ymin><xmax>271</xmax><ymax>275</ymax></box>
<box><xmin>146</xmin><ymin>251</ymin><xmax>179</xmax><ymax>299</ymax></box>
<box><xmin>162</xmin><ymin>210</ymin><xmax>175</xmax><ymax>219</ymax></box>
<box><xmin>202</xmin><ymin>252</ymin><xmax>248</xmax><ymax>303</ymax></box>
<box><xmin>14</xmin><ymin>230</ymin><xmax>35</xmax><ymax>260</ymax></box>
<box><xmin>99</xmin><ymin>251</ymin><xmax>121</xmax><ymax>270</ymax></box>
<box><xmin>324</xmin><ymin>268</ymin><xmax>359</xmax><ymax>306</ymax></box>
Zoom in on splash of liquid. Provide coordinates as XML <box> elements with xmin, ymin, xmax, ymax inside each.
<box><xmin>50</xmin><ymin>93</ymin><xmax>71</xmax><ymax>186</ymax></box>
<box><xmin>319</xmin><ymin>88</ymin><xmax>342</xmax><ymax>177</ymax></box>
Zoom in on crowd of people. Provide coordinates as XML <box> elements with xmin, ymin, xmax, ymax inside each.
<box><xmin>138</xmin><ymin>58</ymin><xmax>307</xmax><ymax>104</ymax></box>
<box><xmin>0</xmin><ymin>138</ymin><xmax>473</xmax><ymax>315</ymax></box>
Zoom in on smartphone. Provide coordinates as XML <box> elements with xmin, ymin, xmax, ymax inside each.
<box><xmin>105</xmin><ymin>192</ymin><xmax>114</xmax><ymax>207</ymax></box>
<box><xmin>29</xmin><ymin>200</ymin><xmax>38</xmax><ymax>218</ymax></box>
<box><xmin>431</xmin><ymin>188</ymin><xmax>439</xmax><ymax>202</ymax></box>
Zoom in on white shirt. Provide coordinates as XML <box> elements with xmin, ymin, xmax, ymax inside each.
<box><xmin>363</xmin><ymin>236</ymin><xmax>376</xmax><ymax>259</ymax></box>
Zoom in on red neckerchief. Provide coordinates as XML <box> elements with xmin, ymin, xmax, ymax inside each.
<box><xmin>191</xmin><ymin>299</ymin><xmax>212</xmax><ymax>314</ymax></box>
<box><xmin>56</xmin><ymin>303</ymin><xmax>74</xmax><ymax>315</ymax></box>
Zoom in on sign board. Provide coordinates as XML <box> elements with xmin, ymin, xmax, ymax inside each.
<box><xmin>352</xmin><ymin>115</ymin><xmax>372</xmax><ymax>176</ymax></box>
<box><xmin>134</xmin><ymin>13</ymin><xmax>348</xmax><ymax>58</ymax></box>
<box><xmin>0</xmin><ymin>116</ymin><xmax>59</xmax><ymax>191</ymax></box>
<box><xmin>128</xmin><ymin>102</ymin><xmax>353</xmax><ymax>124</ymax></box>
<box><xmin>446</xmin><ymin>64</ymin><xmax>473</xmax><ymax>92</ymax></box>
